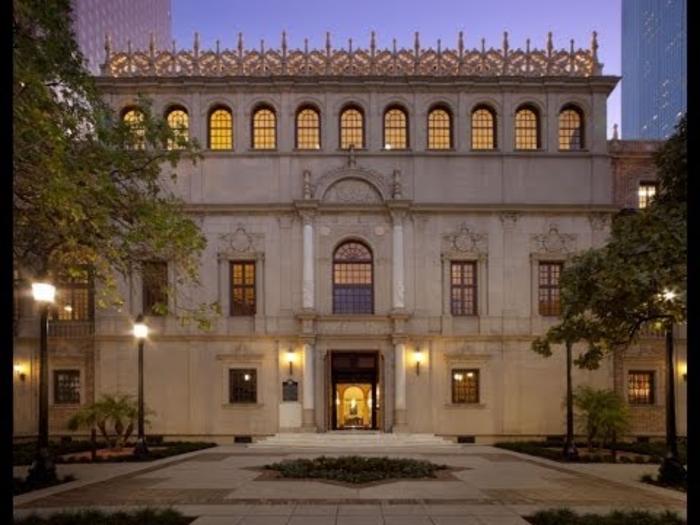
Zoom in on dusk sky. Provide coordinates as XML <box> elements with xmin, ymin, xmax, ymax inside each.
<box><xmin>172</xmin><ymin>0</ymin><xmax>622</xmax><ymax>138</ymax></box>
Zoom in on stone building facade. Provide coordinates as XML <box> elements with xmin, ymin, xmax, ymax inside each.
<box><xmin>13</xmin><ymin>33</ymin><xmax>686</xmax><ymax>442</ymax></box>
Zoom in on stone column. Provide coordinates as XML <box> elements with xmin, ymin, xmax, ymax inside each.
<box><xmin>392</xmin><ymin>212</ymin><xmax>405</xmax><ymax>309</ymax></box>
<box><xmin>302</xmin><ymin>213</ymin><xmax>315</xmax><ymax>309</ymax></box>
<box><xmin>302</xmin><ymin>343</ymin><xmax>315</xmax><ymax>429</ymax></box>
<box><xmin>394</xmin><ymin>343</ymin><xmax>407</xmax><ymax>431</ymax></box>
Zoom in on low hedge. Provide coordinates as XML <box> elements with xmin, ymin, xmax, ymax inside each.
<box><xmin>526</xmin><ymin>509</ymin><xmax>685</xmax><ymax>525</ymax></box>
<box><xmin>13</xmin><ymin>475</ymin><xmax>76</xmax><ymax>496</ymax></box>
<box><xmin>14</xmin><ymin>508</ymin><xmax>194</xmax><ymax>525</ymax></box>
<box><xmin>265</xmin><ymin>455</ymin><xmax>448</xmax><ymax>484</ymax></box>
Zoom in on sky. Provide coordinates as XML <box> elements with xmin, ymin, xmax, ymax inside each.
<box><xmin>171</xmin><ymin>0</ymin><xmax>621</xmax><ymax>138</ymax></box>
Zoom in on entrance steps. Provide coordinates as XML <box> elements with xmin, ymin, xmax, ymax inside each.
<box><xmin>248</xmin><ymin>432</ymin><xmax>461</xmax><ymax>450</ymax></box>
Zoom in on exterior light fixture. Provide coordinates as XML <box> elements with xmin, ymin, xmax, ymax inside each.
<box><xmin>679</xmin><ymin>362</ymin><xmax>687</xmax><ymax>382</ymax></box>
<box><xmin>133</xmin><ymin>315</ymin><xmax>149</xmax><ymax>340</ymax></box>
<box><xmin>414</xmin><ymin>350</ymin><xmax>423</xmax><ymax>376</ymax></box>
<box><xmin>32</xmin><ymin>282</ymin><xmax>56</xmax><ymax>303</ymax></box>
<box><xmin>286</xmin><ymin>350</ymin><xmax>295</xmax><ymax>376</ymax></box>
<box><xmin>662</xmin><ymin>289</ymin><xmax>677</xmax><ymax>302</ymax></box>
<box><xmin>132</xmin><ymin>314</ymin><xmax>149</xmax><ymax>458</ymax></box>
<box><xmin>14</xmin><ymin>363</ymin><xmax>27</xmax><ymax>382</ymax></box>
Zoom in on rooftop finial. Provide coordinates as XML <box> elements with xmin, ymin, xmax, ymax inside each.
<box><xmin>414</xmin><ymin>31</ymin><xmax>420</xmax><ymax>55</ymax></box>
<box><xmin>547</xmin><ymin>31</ymin><xmax>553</xmax><ymax>56</ymax></box>
<box><xmin>481</xmin><ymin>37</ymin><xmax>486</xmax><ymax>54</ymax></box>
<box><xmin>570</xmin><ymin>38</ymin><xmax>575</xmax><ymax>54</ymax></box>
<box><xmin>216</xmin><ymin>39</ymin><xmax>220</xmax><ymax>55</ymax></box>
<box><xmin>304</xmin><ymin>37</ymin><xmax>309</xmax><ymax>55</ymax></box>
<box><xmin>503</xmin><ymin>31</ymin><xmax>509</xmax><ymax>54</ymax></box>
<box><xmin>237</xmin><ymin>32</ymin><xmax>243</xmax><ymax>55</ymax></box>
<box><xmin>393</xmin><ymin>37</ymin><xmax>397</xmax><ymax>55</ymax></box>
<box><xmin>526</xmin><ymin>38</ymin><xmax>531</xmax><ymax>54</ymax></box>
<box><xmin>458</xmin><ymin>31</ymin><xmax>464</xmax><ymax>55</ymax></box>
<box><xmin>104</xmin><ymin>33</ymin><xmax>112</xmax><ymax>58</ymax></box>
<box><xmin>370</xmin><ymin>31</ymin><xmax>376</xmax><ymax>54</ymax></box>
<box><xmin>613</xmin><ymin>123</ymin><xmax>619</xmax><ymax>140</ymax></box>
<box><xmin>149</xmin><ymin>32</ymin><xmax>155</xmax><ymax>54</ymax></box>
<box><xmin>194</xmin><ymin>32</ymin><xmax>200</xmax><ymax>55</ymax></box>
<box><xmin>326</xmin><ymin>31</ymin><xmax>331</xmax><ymax>55</ymax></box>
<box><xmin>282</xmin><ymin>31</ymin><xmax>287</xmax><ymax>54</ymax></box>
<box><xmin>171</xmin><ymin>39</ymin><xmax>176</xmax><ymax>54</ymax></box>
<box><xmin>127</xmin><ymin>39</ymin><xmax>132</xmax><ymax>54</ymax></box>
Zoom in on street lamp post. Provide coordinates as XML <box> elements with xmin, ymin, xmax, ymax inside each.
<box><xmin>133</xmin><ymin>314</ymin><xmax>149</xmax><ymax>458</ymax></box>
<box><xmin>27</xmin><ymin>281</ymin><xmax>57</xmax><ymax>485</ymax></box>
<box><xmin>563</xmin><ymin>340</ymin><xmax>579</xmax><ymax>461</ymax></box>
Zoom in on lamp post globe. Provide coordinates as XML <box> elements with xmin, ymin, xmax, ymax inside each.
<box><xmin>133</xmin><ymin>314</ymin><xmax>149</xmax><ymax>458</ymax></box>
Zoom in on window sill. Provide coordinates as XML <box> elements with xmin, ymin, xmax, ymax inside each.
<box><xmin>222</xmin><ymin>403</ymin><xmax>264</xmax><ymax>409</ymax></box>
<box><xmin>445</xmin><ymin>403</ymin><xmax>486</xmax><ymax>409</ymax></box>
<box><xmin>470</xmin><ymin>148</ymin><xmax>499</xmax><ymax>153</ymax></box>
<box><xmin>52</xmin><ymin>403</ymin><xmax>81</xmax><ymax>408</ymax></box>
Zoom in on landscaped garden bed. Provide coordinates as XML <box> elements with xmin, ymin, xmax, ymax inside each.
<box><xmin>525</xmin><ymin>509</ymin><xmax>685</xmax><ymax>525</ymax></box>
<box><xmin>13</xmin><ymin>474</ymin><xmax>76</xmax><ymax>496</ymax></box>
<box><xmin>263</xmin><ymin>456</ymin><xmax>450</xmax><ymax>485</ymax></box>
<box><xmin>14</xmin><ymin>508</ymin><xmax>194</xmax><ymax>525</ymax></box>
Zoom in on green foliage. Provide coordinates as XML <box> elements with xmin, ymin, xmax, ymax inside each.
<box><xmin>573</xmin><ymin>386</ymin><xmax>631</xmax><ymax>451</ymax></box>
<box><xmin>526</xmin><ymin>508</ymin><xmax>685</xmax><ymax>525</ymax></box>
<box><xmin>14</xmin><ymin>0</ymin><xmax>218</xmax><ymax>329</ymax></box>
<box><xmin>13</xmin><ymin>474</ymin><xmax>76</xmax><ymax>496</ymax></box>
<box><xmin>264</xmin><ymin>456</ymin><xmax>448</xmax><ymax>484</ymax></box>
<box><xmin>14</xmin><ymin>508</ymin><xmax>193</xmax><ymax>525</ymax></box>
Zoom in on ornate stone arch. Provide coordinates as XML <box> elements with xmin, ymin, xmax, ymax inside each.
<box><xmin>314</xmin><ymin>166</ymin><xmax>390</xmax><ymax>203</ymax></box>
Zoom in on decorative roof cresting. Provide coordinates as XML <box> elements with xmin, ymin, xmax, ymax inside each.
<box><xmin>100</xmin><ymin>31</ymin><xmax>603</xmax><ymax>78</ymax></box>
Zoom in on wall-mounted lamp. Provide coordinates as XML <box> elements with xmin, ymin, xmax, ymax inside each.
<box><xmin>679</xmin><ymin>362</ymin><xmax>687</xmax><ymax>382</ymax></box>
<box><xmin>414</xmin><ymin>350</ymin><xmax>423</xmax><ymax>376</ymax></box>
<box><xmin>14</xmin><ymin>363</ymin><xmax>27</xmax><ymax>382</ymax></box>
<box><xmin>286</xmin><ymin>350</ymin><xmax>295</xmax><ymax>376</ymax></box>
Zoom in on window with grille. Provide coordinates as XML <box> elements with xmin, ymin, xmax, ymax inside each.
<box><xmin>638</xmin><ymin>181</ymin><xmax>658</xmax><ymax>209</ymax></box>
<box><xmin>538</xmin><ymin>262</ymin><xmax>562</xmax><ymax>316</ymax></box>
<box><xmin>515</xmin><ymin>106</ymin><xmax>540</xmax><ymax>150</ymax></box>
<box><xmin>296</xmin><ymin>107</ymin><xmax>321</xmax><ymax>149</ymax></box>
<box><xmin>52</xmin><ymin>269</ymin><xmax>93</xmax><ymax>322</ymax></box>
<box><xmin>471</xmin><ymin>106</ymin><xmax>496</xmax><ymax>150</ymax></box>
<box><xmin>122</xmin><ymin>108</ymin><xmax>145</xmax><ymax>150</ymax></box>
<box><xmin>229</xmin><ymin>369</ymin><xmax>257</xmax><ymax>403</ymax></box>
<box><xmin>166</xmin><ymin>107</ymin><xmax>189</xmax><ymax>150</ymax></box>
<box><xmin>209</xmin><ymin>107</ymin><xmax>233</xmax><ymax>150</ymax></box>
<box><xmin>231</xmin><ymin>261</ymin><xmax>256</xmax><ymax>316</ymax></box>
<box><xmin>628</xmin><ymin>371</ymin><xmax>654</xmax><ymax>405</ymax></box>
<box><xmin>252</xmin><ymin>107</ymin><xmax>276</xmax><ymax>149</ymax></box>
<box><xmin>333</xmin><ymin>241</ymin><xmax>373</xmax><ymax>314</ymax></box>
<box><xmin>54</xmin><ymin>370</ymin><xmax>80</xmax><ymax>404</ymax></box>
<box><xmin>558</xmin><ymin>107</ymin><xmax>584</xmax><ymax>150</ymax></box>
<box><xmin>384</xmin><ymin>107</ymin><xmax>408</xmax><ymax>149</ymax></box>
<box><xmin>452</xmin><ymin>369</ymin><xmax>479</xmax><ymax>403</ymax></box>
<box><xmin>340</xmin><ymin>107</ymin><xmax>364</xmax><ymax>149</ymax></box>
<box><xmin>142</xmin><ymin>261</ymin><xmax>168</xmax><ymax>316</ymax></box>
<box><xmin>450</xmin><ymin>262</ymin><xmax>477</xmax><ymax>316</ymax></box>
<box><xmin>428</xmin><ymin>107</ymin><xmax>452</xmax><ymax>149</ymax></box>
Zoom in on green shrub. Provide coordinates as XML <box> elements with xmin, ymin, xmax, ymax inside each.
<box><xmin>573</xmin><ymin>386</ymin><xmax>631</xmax><ymax>453</ymax></box>
<box><xmin>14</xmin><ymin>508</ymin><xmax>193</xmax><ymax>525</ymax></box>
<box><xmin>13</xmin><ymin>475</ymin><xmax>76</xmax><ymax>496</ymax></box>
<box><xmin>526</xmin><ymin>508</ymin><xmax>685</xmax><ymax>525</ymax></box>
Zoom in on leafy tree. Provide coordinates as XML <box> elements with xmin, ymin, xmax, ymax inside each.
<box><xmin>13</xmin><ymin>0</ymin><xmax>218</xmax><ymax>326</ymax></box>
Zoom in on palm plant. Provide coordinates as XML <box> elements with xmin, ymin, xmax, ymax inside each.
<box><xmin>573</xmin><ymin>386</ymin><xmax>631</xmax><ymax>459</ymax></box>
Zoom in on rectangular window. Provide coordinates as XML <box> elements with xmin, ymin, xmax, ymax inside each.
<box><xmin>538</xmin><ymin>262</ymin><xmax>563</xmax><ymax>316</ymax></box>
<box><xmin>52</xmin><ymin>268</ymin><xmax>93</xmax><ymax>322</ymax></box>
<box><xmin>452</xmin><ymin>369</ymin><xmax>480</xmax><ymax>404</ymax></box>
<box><xmin>229</xmin><ymin>369</ymin><xmax>257</xmax><ymax>403</ymax></box>
<box><xmin>142</xmin><ymin>261</ymin><xmax>168</xmax><ymax>316</ymax></box>
<box><xmin>638</xmin><ymin>181</ymin><xmax>658</xmax><ymax>209</ymax></box>
<box><xmin>450</xmin><ymin>261</ymin><xmax>477</xmax><ymax>316</ymax></box>
<box><xmin>54</xmin><ymin>370</ymin><xmax>80</xmax><ymax>404</ymax></box>
<box><xmin>230</xmin><ymin>261</ymin><xmax>256</xmax><ymax>316</ymax></box>
<box><xmin>628</xmin><ymin>371</ymin><xmax>655</xmax><ymax>405</ymax></box>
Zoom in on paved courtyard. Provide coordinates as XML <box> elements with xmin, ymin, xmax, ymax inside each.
<box><xmin>14</xmin><ymin>444</ymin><xmax>686</xmax><ymax>524</ymax></box>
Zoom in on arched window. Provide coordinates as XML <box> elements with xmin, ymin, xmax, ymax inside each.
<box><xmin>427</xmin><ymin>106</ymin><xmax>452</xmax><ymax>149</ymax></box>
<box><xmin>340</xmin><ymin>106</ymin><xmax>364</xmax><ymax>149</ymax></box>
<box><xmin>296</xmin><ymin>107</ymin><xmax>321</xmax><ymax>149</ymax></box>
<box><xmin>252</xmin><ymin>105</ymin><xmax>276</xmax><ymax>149</ymax></box>
<box><xmin>471</xmin><ymin>106</ymin><xmax>496</xmax><ymax>150</ymax></box>
<box><xmin>122</xmin><ymin>108</ymin><xmax>145</xmax><ymax>150</ymax></box>
<box><xmin>514</xmin><ymin>105</ymin><xmax>540</xmax><ymax>150</ymax></box>
<box><xmin>558</xmin><ymin>105</ymin><xmax>584</xmax><ymax>150</ymax></box>
<box><xmin>165</xmin><ymin>107</ymin><xmax>189</xmax><ymax>150</ymax></box>
<box><xmin>208</xmin><ymin>106</ymin><xmax>233</xmax><ymax>150</ymax></box>
<box><xmin>333</xmin><ymin>241</ymin><xmax>373</xmax><ymax>314</ymax></box>
<box><xmin>383</xmin><ymin>106</ymin><xmax>408</xmax><ymax>150</ymax></box>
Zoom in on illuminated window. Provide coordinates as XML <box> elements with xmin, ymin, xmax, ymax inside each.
<box><xmin>451</xmin><ymin>262</ymin><xmax>477</xmax><ymax>316</ymax></box>
<box><xmin>538</xmin><ymin>262</ymin><xmax>562</xmax><ymax>316</ymax></box>
<box><xmin>296</xmin><ymin>107</ymin><xmax>321</xmax><ymax>149</ymax></box>
<box><xmin>471</xmin><ymin>106</ymin><xmax>496</xmax><ymax>150</ymax></box>
<box><xmin>559</xmin><ymin>106</ymin><xmax>584</xmax><ymax>150</ymax></box>
<box><xmin>166</xmin><ymin>107</ymin><xmax>189</xmax><ymax>150</ymax></box>
<box><xmin>208</xmin><ymin>107</ymin><xmax>233</xmax><ymax>150</ymax></box>
<box><xmin>333</xmin><ymin>241</ymin><xmax>373</xmax><ymax>314</ymax></box>
<box><xmin>142</xmin><ymin>261</ymin><xmax>168</xmax><ymax>316</ymax></box>
<box><xmin>52</xmin><ymin>269</ymin><xmax>92</xmax><ymax>322</ymax></box>
<box><xmin>428</xmin><ymin>107</ymin><xmax>452</xmax><ymax>149</ymax></box>
<box><xmin>384</xmin><ymin>107</ymin><xmax>408</xmax><ymax>150</ymax></box>
<box><xmin>515</xmin><ymin>106</ymin><xmax>540</xmax><ymax>150</ymax></box>
<box><xmin>231</xmin><ymin>261</ymin><xmax>256</xmax><ymax>316</ymax></box>
<box><xmin>628</xmin><ymin>371</ymin><xmax>654</xmax><ymax>404</ymax></box>
<box><xmin>54</xmin><ymin>370</ymin><xmax>80</xmax><ymax>404</ymax></box>
<box><xmin>252</xmin><ymin>106</ymin><xmax>276</xmax><ymax>149</ymax></box>
<box><xmin>340</xmin><ymin>106</ymin><xmax>364</xmax><ymax>149</ymax></box>
<box><xmin>638</xmin><ymin>181</ymin><xmax>658</xmax><ymax>208</ymax></box>
<box><xmin>452</xmin><ymin>369</ymin><xmax>479</xmax><ymax>403</ymax></box>
<box><xmin>229</xmin><ymin>369</ymin><xmax>257</xmax><ymax>403</ymax></box>
<box><xmin>122</xmin><ymin>108</ymin><xmax>145</xmax><ymax>150</ymax></box>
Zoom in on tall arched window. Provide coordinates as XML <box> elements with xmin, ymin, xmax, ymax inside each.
<box><xmin>252</xmin><ymin>105</ymin><xmax>276</xmax><ymax>149</ymax></box>
<box><xmin>296</xmin><ymin>107</ymin><xmax>321</xmax><ymax>149</ymax></box>
<box><xmin>471</xmin><ymin>106</ymin><xmax>496</xmax><ymax>150</ymax></box>
<box><xmin>383</xmin><ymin>106</ymin><xmax>408</xmax><ymax>150</ymax></box>
<box><xmin>514</xmin><ymin>105</ymin><xmax>540</xmax><ymax>150</ymax></box>
<box><xmin>427</xmin><ymin>106</ymin><xmax>452</xmax><ymax>149</ymax></box>
<box><xmin>165</xmin><ymin>107</ymin><xmax>189</xmax><ymax>150</ymax></box>
<box><xmin>333</xmin><ymin>241</ymin><xmax>373</xmax><ymax>314</ymax></box>
<box><xmin>340</xmin><ymin>106</ymin><xmax>364</xmax><ymax>149</ymax></box>
<box><xmin>122</xmin><ymin>108</ymin><xmax>145</xmax><ymax>150</ymax></box>
<box><xmin>558</xmin><ymin>105</ymin><xmax>584</xmax><ymax>150</ymax></box>
<box><xmin>208</xmin><ymin>106</ymin><xmax>233</xmax><ymax>150</ymax></box>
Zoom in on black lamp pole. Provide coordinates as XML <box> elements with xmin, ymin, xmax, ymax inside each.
<box><xmin>563</xmin><ymin>340</ymin><xmax>578</xmax><ymax>461</ymax></box>
<box><xmin>660</xmin><ymin>320</ymin><xmax>685</xmax><ymax>481</ymax></box>
<box><xmin>133</xmin><ymin>314</ymin><xmax>149</xmax><ymax>458</ymax></box>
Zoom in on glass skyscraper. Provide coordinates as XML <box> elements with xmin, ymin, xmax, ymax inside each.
<box><xmin>621</xmin><ymin>0</ymin><xmax>686</xmax><ymax>139</ymax></box>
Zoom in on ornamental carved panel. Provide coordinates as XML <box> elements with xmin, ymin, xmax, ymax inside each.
<box><xmin>324</xmin><ymin>179</ymin><xmax>383</xmax><ymax>204</ymax></box>
<box><xmin>218</xmin><ymin>226</ymin><xmax>264</xmax><ymax>255</ymax></box>
<box><xmin>442</xmin><ymin>223</ymin><xmax>488</xmax><ymax>254</ymax></box>
<box><xmin>530</xmin><ymin>225</ymin><xmax>576</xmax><ymax>254</ymax></box>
